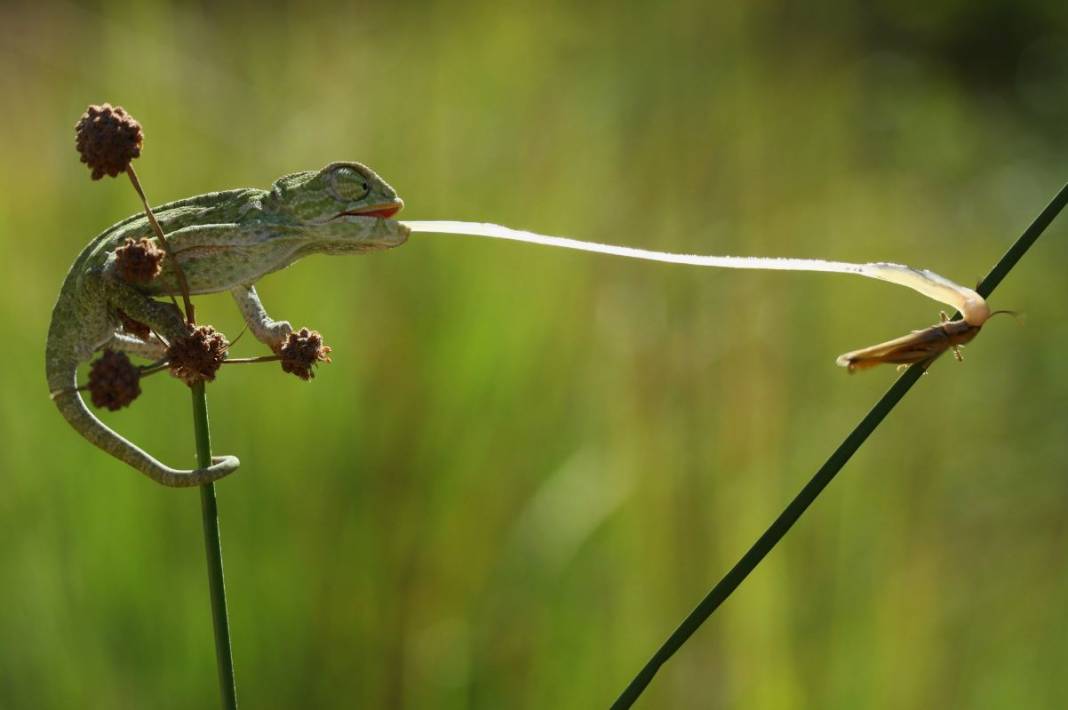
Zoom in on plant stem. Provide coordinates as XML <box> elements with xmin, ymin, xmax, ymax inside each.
<box><xmin>191</xmin><ymin>382</ymin><xmax>239</xmax><ymax>709</ymax></box>
<box><xmin>611</xmin><ymin>182</ymin><xmax>1068</xmax><ymax>709</ymax></box>
<box><xmin>126</xmin><ymin>165</ymin><xmax>196</xmax><ymax>324</ymax></box>
<box><xmin>220</xmin><ymin>355</ymin><xmax>282</xmax><ymax>365</ymax></box>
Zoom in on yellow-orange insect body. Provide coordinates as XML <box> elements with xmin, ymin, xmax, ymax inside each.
<box><xmin>836</xmin><ymin>315</ymin><xmax>982</xmax><ymax>373</ymax></box>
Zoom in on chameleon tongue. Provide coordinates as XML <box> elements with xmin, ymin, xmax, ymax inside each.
<box><xmin>402</xmin><ymin>220</ymin><xmax>990</xmax><ymax>325</ymax></box>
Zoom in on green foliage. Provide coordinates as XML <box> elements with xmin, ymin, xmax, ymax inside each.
<box><xmin>1</xmin><ymin>2</ymin><xmax>1066</xmax><ymax>708</ymax></box>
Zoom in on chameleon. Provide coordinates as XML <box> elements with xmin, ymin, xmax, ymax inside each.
<box><xmin>47</xmin><ymin>162</ymin><xmax>409</xmax><ymax>487</ymax></box>
<box><xmin>50</xmin><ymin>160</ymin><xmax>996</xmax><ymax>487</ymax></box>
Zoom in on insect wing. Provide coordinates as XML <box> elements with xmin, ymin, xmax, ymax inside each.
<box><xmin>836</xmin><ymin>326</ymin><xmax>949</xmax><ymax>372</ymax></box>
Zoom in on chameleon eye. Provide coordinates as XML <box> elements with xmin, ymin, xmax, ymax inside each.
<box><xmin>327</xmin><ymin>166</ymin><xmax>370</xmax><ymax>202</ymax></box>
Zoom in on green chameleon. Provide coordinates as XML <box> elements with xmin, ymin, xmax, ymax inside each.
<box><xmin>47</xmin><ymin>162</ymin><xmax>408</xmax><ymax>487</ymax></box>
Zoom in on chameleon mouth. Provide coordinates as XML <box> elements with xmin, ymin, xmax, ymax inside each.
<box><xmin>336</xmin><ymin>201</ymin><xmax>403</xmax><ymax>220</ymax></box>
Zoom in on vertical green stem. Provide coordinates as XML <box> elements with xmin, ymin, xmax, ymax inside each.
<box><xmin>191</xmin><ymin>382</ymin><xmax>239</xmax><ymax>709</ymax></box>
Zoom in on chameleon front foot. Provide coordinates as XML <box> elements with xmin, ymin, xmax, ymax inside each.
<box><xmin>261</xmin><ymin>321</ymin><xmax>294</xmax><ymax>352</ymax></box>
<box><xmin>231</xmin><ymin>284</ymin><xmax>293</xmax><ymax>351</ymax></box>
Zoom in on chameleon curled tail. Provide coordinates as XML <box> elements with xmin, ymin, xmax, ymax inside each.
<box><xmin>47</xmin><ymin>355</ymin><xmax>239</xmax><ymax>487</ymax></box>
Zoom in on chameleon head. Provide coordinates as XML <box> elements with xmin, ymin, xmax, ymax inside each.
<box><xmin>265</xmin><ymin>161</ymin><xmax>409</xmax><ymax>252</ymax></box>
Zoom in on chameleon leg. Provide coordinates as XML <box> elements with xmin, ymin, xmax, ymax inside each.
<box><xmin>98</xmin><ymin>272</ymin><xmax>190</xmax><ymax>342</ymax></box>
<box><xmin>230</xmin><ymin>284</ymin><xmax>292</xmax><ymax>351</ymax></box>
<box><xmin>102</xmin><ymin>332</ymin><xmax>168</xmax><ymax>360</ymax></box>
<box><xmin>938</xmin><ymin>311</ymin><xmax>966</xmax><ymax>362</ymax></box>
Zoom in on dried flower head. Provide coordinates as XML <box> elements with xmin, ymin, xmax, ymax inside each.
<box><xmin>277</xmin><ymin>327</ymin><xmax>332</xmax><ymax>380</ymax></box>
<box><xmin>114</xmin><ymin>237</ymin><xmax>164</xmax><ymax>283</ymax></box>
<box><xmin>74</xmin><ymin>103</ymin><xmax>144</xmax><ymax>180</ymax></box>
<box><xmin>167</xmin><ymin>325</ymin><xmax>229</xmax><ymax>386</ymax></box>
<box><xmin>88</xmin><ymin>350</ymin><xmax>142</xmax><ymax>410</ymax></box>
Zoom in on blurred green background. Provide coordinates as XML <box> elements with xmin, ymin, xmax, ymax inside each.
<box><xmin>2</xmin><ymin>1</ymin><xmax>1068</xmax><ymax>708</ymax></box>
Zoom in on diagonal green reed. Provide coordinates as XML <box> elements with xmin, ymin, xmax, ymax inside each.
<box><xmin>611</xmin><ymin>183</ymin><xmax>1068</xmax><ymax>709</ymax></box>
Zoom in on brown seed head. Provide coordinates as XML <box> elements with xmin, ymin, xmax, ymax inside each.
<box><xmin>88</xmin><ymin>350</ymin><xmax>142</xmax><ymax>410</ymax></box>
<box><xmin>74</xmin><ymin>103</ymin><xmax>144</xmax><ymax>180</ymax></box>
<box><xmin>167</xmin><ymin>325</ymin><xmax>229</xmax><ymax>386</ymax></box>
<box><xmin>277</xmin><ymin>327</ymin><xmax>333</xmax><ymax>380</ymax></box>
<box><xmin>114</xmin><ymin>237</ymin><xmax>165</xmax><ymax>283</ymax></box>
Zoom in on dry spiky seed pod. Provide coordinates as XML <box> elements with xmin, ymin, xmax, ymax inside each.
<box><xmin>88</xmin><ymin>350</ymin><xmax>142</xmax><ymax>410</ymax></box>
<box><xmin>74</xmin><ymin>103</ymin><xmax>144</xmax><ymax>180</ymax></box>
<box><xmin>114</xmin><ymin>237</ymin><xmax>165</xmax><ymax>284</ymax></box>
<box><xmin>167</xmin><ymin>325</ymin><xmax>229</xmax><ymax>386</ymax></box>
<box><xmin>73</xmin><ymin>102</ymin><xmax>195</xmax><ymax>323</ymax></box>
<box><xmin>277</xmin><ymin>328</ymin><xmax>333</xmax><ymax>380</ymax></box>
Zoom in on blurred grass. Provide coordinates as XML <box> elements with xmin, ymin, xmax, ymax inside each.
<box><xmin>2</xmin><ymin>1</ymin><xmax>1067</xmax><ymax>708</ymax></box>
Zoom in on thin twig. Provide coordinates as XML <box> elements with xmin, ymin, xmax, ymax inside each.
<box><xmin>228</xmin><ymin>324</ymin><xmax>250</xmax><ymax>348</ymax></box>
<box><xmin>126</xmin><ymin>165</ymin><xmax>196</xmax><ymax>324</ymax></box>
<box><xmin>138</xmin><ymin>363</ymin><xmax>170</xmax><ymax>378</ymax></box>
<box><xmin>220</xmin><ymin>355</ymin><xmax>281</xmax><ymax>365</ymax></box>
<box><xmin>610</xmin><ymin>183</ymin><xmax>1068</xmax><ymax>709</ymax></box>
<box><xmin>65</xmin><ymin>352</ymin><xmax>281</xmax><ymax>394</ymax></box>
